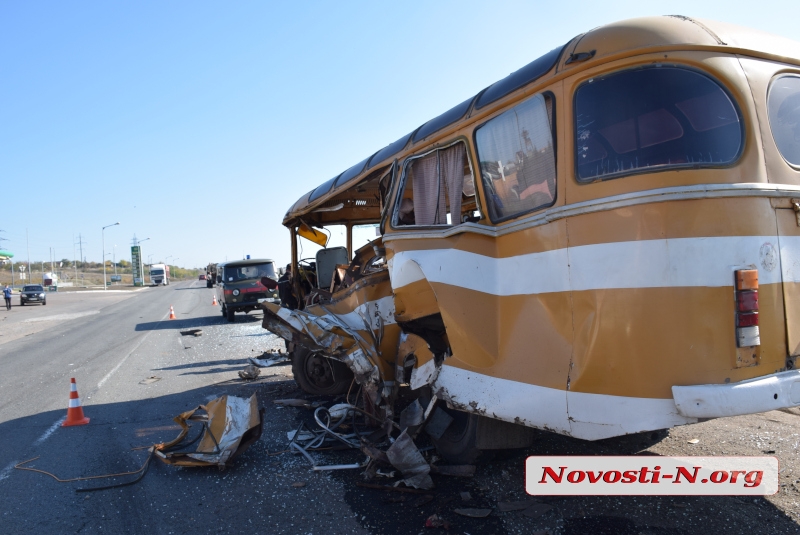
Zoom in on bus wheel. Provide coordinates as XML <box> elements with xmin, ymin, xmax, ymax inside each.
<box><xmin>429</xmin><ymin>407</ymin><xmax>483</xmax><ymax>464</ymax></box>
<box><xmin>226</xmin><ymin>307</ymin><xmax>235</xmax><ymax>322</ymax></box>
<box><xmin>291</xmin><ymin>347</ymin><xmax>353</xmax><ymax>395</ymax></box>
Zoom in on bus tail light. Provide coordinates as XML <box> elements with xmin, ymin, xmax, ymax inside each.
<box><xmin>735</xmin><ymin>270</ymin><xmax>760</xmax><ymax>347</ymax></box>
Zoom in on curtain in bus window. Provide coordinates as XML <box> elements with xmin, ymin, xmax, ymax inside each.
<box><xmin>475</xmin><ymin>94</ymin><xmax>556</xmax><ymax>221</ymax></box>
<box><xmin>441</xmin><ymin>143</ymin><xmax>466</xmax><ymax>223</ymax></box>
<box><xmin>411</xmin><ymin>153</ymin><xmax>444</xmax><ymax>225</ymax></box>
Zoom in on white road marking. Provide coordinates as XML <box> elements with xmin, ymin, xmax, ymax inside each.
<box><xmin>97</xmin><ymin>310</ymin><xmax>169</xmax><ymax>389</ymax></box>
<box><xmin>34</xmin><ymin>416</ymin><xmax>66</xmax><ymax>445</ymax></box>
<box><xmin>0</xmin><ymin>460</ymin><xmax>18</xmax><ymax>481</ymax></box>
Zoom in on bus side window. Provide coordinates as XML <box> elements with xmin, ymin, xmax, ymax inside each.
<box><xmin>475</xmin><ymin>93</ymin><xmax>556</xmax><ymax>222</ymax></box>
<box><xmin>395</xmin><ymin>141</ymin><xmax>475</xmax><ymax>226</ymax></box>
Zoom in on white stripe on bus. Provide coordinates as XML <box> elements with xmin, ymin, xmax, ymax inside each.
<box><xmin>390</xmin><ymin>236</ymin><xmax>800</xmax><ymax>294</ymax></box>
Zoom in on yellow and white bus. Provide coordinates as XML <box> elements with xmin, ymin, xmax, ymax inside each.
<box><xmin>262</xmin><ymin>16</ymin><xmax>800</xmax><ymax>461</ymax></box>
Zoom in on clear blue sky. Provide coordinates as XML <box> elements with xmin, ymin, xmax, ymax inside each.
<box><xmin>2</xmin><ymin>1</ymin><xmax>799</xmax><ymax>268</ymax></box>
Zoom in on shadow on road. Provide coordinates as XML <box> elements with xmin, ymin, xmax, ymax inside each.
<box><xmin>0</xmin><ymin>379</ymin><xmax>304</xmax><ymax>534</ymax></box>
<box><xmin>2</xmin><ymin>383</ymin><xmax>798</xmax><ymax>535</ymax></box>
<box><xmin>135</xmin><ymin>317</ymin><xmax>224</xmax><ymax>331</ymax></box>
<box><xmin>173</xmin><ymin>287</ymin><xmax>209</xmax><ymax>291</ymax></box>
<box><xmin>153</xmin><ymin>359</ymin><xmax>246</xmax><ymax>371</ymax></box>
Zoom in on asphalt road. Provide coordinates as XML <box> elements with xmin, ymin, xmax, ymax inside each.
<box><xmin>0</xmin><ymin>281</ymin><xmax>366</xmax><ymax>534</ymax></box>
<box><xmin>1</xmin><ymin>282</ymin><xmax>799</xmax><ymax>534</ymax></box>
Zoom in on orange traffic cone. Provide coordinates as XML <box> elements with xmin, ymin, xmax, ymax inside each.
<box><xmin>169</xmin><ymin>305</ymin><xmax>176</xmax><ymax>320</ymax></box>
<box><xmin>212</xmin><ymin>295</ymin><xmax>218</xmax><ymax>306</ymax></box>
<box><xmin>62</xmin><ymin>378</ymin><xmax>90</xmax><ymax>427</ymax></box>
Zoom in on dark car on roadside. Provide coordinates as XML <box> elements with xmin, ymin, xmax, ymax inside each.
<box><xmin>20</xmin><ymin>285</ymin><xmax>46</xmax><ymax>306</ymax></box>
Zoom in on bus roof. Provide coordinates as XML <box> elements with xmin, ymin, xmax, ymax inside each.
<box><xmin>283</xmin><ymin>15</ymin><xmax>800</xmax><ymax>226</ymax></box>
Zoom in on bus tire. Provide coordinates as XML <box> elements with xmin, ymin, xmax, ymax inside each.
<box><xmin>226</xmin><ymin>307</ymin><xmax>235</xmax><ymax>322</ymax></box>
<box><xmin>291</xmin><ymin>347</ymin><xmax>353</xmax><ymax>396</ymax></box>
<box><xmin>429</xmin><ymin>407</ymin><xmax>484</xmax><ymax>464</ymax></box>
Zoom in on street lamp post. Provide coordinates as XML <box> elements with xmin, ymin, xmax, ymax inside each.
<box><xmin>113</xmin><ymin>245</ymin><xmax>117</xmax><ymax>283</ymax></box>
<box><xmin>102</xmin><ymin>222</ymin><xmax>120</xmax><ymax>290</ymax></box>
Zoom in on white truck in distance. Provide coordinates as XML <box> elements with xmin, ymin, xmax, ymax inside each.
<box><xmin>149</xmin><ymin>263</ymin><xmax>170</xmax><ymax>286</ymax></box>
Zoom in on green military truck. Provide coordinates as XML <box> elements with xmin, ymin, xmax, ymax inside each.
<box><xmin>215</xmin><ymin>259</ymin><xmax>279</xmax><ymax>322</ymax></box>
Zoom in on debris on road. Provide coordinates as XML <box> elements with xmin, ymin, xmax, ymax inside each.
<box><xmin>273</xmin><ymin>398</ymin><xmax>324</xmax><ymax>409</ymax></box>
<box><xmin>355</xmin><ymin>482</ymin><xmax>431</xmax><ymax>495</ymax></box>
<box><xmin>248</xmin><ymin>351</ymin><xmax>289</xmax><ymax>367</ymax></box>
<box><xmin>384</xmin><ymin>430</ymin><xmax>434</xmax><ymax>489</ymax></box>
<box><xmin>180</xmin><ymin>329</ymin><xmax>203</xmax><ymax>336</ymax></box>
<box><xmin>454</xmin><ymin>508</ymin><xmax>492</xmax><ymax>518</ymax></box>
<box><xmin>497</xmin><ymin>499</ymin><xmax>539</xmax><ymax>512</ymax></box>
<box><xmin>238</xmin><ymin>364</ymin><xmax>261</xmax><ymax>380</ymax></box>
<box><xmin>430</xmin><ymin>464</ymin><xmax>475</xmax><ymax>477</ymax></box>
<box><xmin>688</xmin><ymin>438</ymin><xmax>700</xmax><ymax>444</ymax></box>
<box><xmin>424</xmin><ymin>514</ymin><xmax>449</xmax><ymax>529</ymax></box>
<box><xmin>155</xmin><ymin>394</ymin><xmax>262</xmax><ymax>467</ymax></box>
<box><xmin>139</xmin><ymin>376</ymin><xmax>161</xmax><ymax>385</ymax></box>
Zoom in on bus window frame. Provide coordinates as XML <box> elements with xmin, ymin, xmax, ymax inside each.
<box><xmin>472</xmin><ymin>90</ymin><xmax>558</xmax><ymax>225</ymax></box>
<box><xmin>572</xmin><ymin>63</ymin><xmax>746</xmax><ymax>184</ymax></box>
<box><xmin>389</xmin><ymin>137</ymin><xmax>479</xmax><ymax>230</ymax></box>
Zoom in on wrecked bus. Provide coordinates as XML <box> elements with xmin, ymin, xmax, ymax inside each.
<box><xmin>261</xmin><ymin>16</ymin><xmax>800</xmax><ymax>462</ymax></box>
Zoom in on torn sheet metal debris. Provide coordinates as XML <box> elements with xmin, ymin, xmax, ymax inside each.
<box><xmin>248</xmin><ymin>354</ymin><xmax>290</xmax><ymax>367</ymax></box>
<box><xmin>155</xmin><ymin>394</ymin><xmax>262</xmax><ymax>467</ymax></box>
<box><xmin>385</xmin><ymin>430</ymin><xmax>433</xmax><ymax>489</ymax></box>
<box><xmin>399</xmin><ymin>399</ymin><xmax>424</xmax><ymax>432</ymax></box>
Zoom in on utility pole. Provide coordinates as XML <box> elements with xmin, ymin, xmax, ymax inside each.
<box><xmin>26</xmin><ymin>229</ymin><xmax>31</xmax><ymax>281</ymax></box>
<box><xmin>76</xmin><ymin>233</ymin><xmax>85</xmax><ymax>284</ymax></box>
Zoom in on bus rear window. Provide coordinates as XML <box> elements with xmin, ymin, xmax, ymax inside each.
<box><xmin>768</xmin><ymin>74</ymin><xmax>800</xmax><ymax>167</ymax></box>
<box><xmin>575</xmin><ymin>66</ymin><xmax>742</xmax><ymax>182</ymax></box>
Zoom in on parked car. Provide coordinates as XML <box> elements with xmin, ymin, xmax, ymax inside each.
<box><xmin>20</xmin><ymin>285</ymin><xmax>46</xmax><ymax>306</ymax></box>
<box><xmin>199</xmin><ymin>274</ymin><xmax>207</xmax><ymax>280</ymax></box>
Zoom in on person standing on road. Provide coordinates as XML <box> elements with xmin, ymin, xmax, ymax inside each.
<box><xmin>3</xmin><ymin>284</ymin><xmax>12</xmax><ymax>310</ymax></box>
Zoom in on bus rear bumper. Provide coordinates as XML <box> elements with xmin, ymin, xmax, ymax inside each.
<box><xmin>672</xmin><ymin>369</ymin><xmax>800</xmax><ymax>418</ymax></box>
